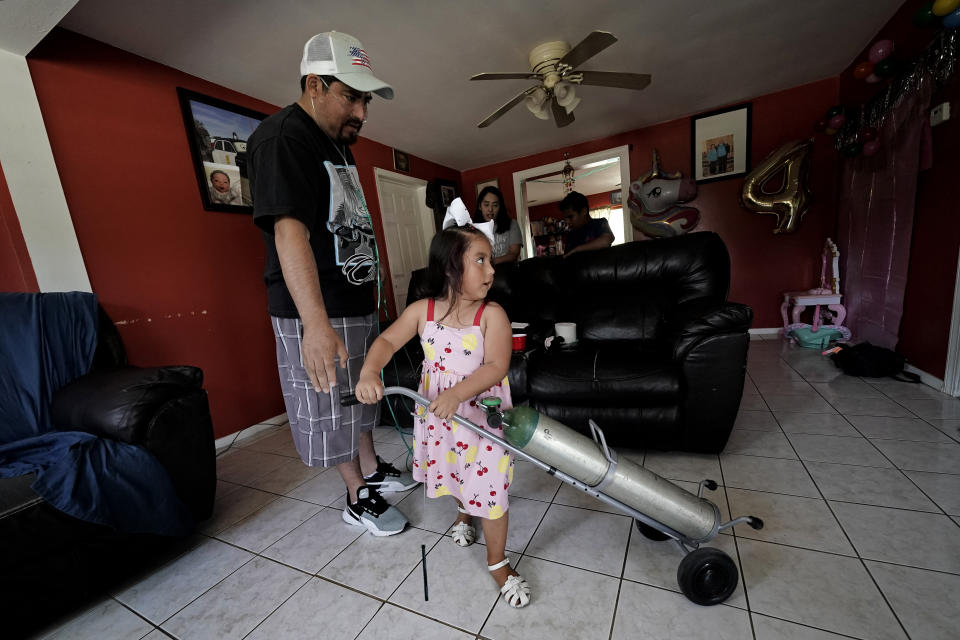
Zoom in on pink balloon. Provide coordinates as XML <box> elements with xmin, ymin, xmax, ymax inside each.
<box><xmin>866</xmin><ymin>73</ymin><xmax>882</xmax><ymax>84</ymax></box>
<box><xmin>828</xmin><ymin>114</ymin><xmax>846</xmax><ymax>130</ymax></box>
<box><xmin>868</xmin><ymin>40</ymin><xmax>895</xmax><ymax>64</ymax></box>
<box><xmin>862</xmin><ymin>140</ymin><xmax>881</xmax><ymax>156</ymax></box>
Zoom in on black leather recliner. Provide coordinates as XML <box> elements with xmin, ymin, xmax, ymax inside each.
<box><xmin>1</xmin><ymin>299</ymin><xmax>216</xmax><ymax>636</ymax></box>
<box><xmin>394</xmin><ymin>232</ymin><xmax>751</xmax><ymax>454</ymax></box>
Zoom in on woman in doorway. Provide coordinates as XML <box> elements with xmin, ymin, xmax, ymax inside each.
<box><xmin>474</xmin><ymin>186</ymin><xmax>521</xmax><ymax>264</ymax></box>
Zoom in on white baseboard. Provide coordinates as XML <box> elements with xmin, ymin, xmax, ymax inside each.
<box><xmin>749</xmin><ymin>328</ymin><xmax>782</xmax><ymax>335</ymax></box>
<box><xmin>905</xmin><ymin>364</ymin><xmax>945</xmax><ymax>393</ymax></box>
<box><xmin>214</xmin><ymin>415</ymin><xmax>288</xmax><ymax>454</ymax></box>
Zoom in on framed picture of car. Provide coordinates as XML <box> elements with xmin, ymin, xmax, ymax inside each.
<box><xmin>176</xmin><ymin>87</ymin><xmax>268</xmax><ymax>213</ymax></box>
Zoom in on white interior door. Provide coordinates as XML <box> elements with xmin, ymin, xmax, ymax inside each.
<box><xmin>374</xmin><ymin>169</ymin><xmax>432</xmax><ymax>316</ymax></box>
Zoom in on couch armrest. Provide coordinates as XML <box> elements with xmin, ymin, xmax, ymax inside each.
<box><xmin>680</xmin><ymin>332</ymin><xmax>750</xmax><ymax>453</ymax></box>
<box><xmin>51</xmin><ymin>365</ymin><xmax>215</xmax><ymax>521</ymax></box>
<box><xmin>672</xmin><ymin>302</ymin><xmax>753</xmax><ymax>361</ymax></box>
<box><xmin>143</xmin><ymin>389</ymin><xmax>216</xmax><ymax>521</ymax></box>
<box><xmin>51</xmin><ymin>365</ymin><xmax>204</xmax><ymax>444</ymax></box>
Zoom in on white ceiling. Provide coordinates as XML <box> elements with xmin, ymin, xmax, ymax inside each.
<box><xmin>57</xmin><ymin>0</ymin><xmax>903</xmax><ymax>171</ymax></box>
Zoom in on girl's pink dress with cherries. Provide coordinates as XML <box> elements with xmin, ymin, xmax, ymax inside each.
<box><xmin>412</xmin><ymin>299</ymin><xmax>514</xmax><ymax>519</ymax></box>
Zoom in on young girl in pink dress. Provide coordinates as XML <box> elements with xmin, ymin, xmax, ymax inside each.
<box><xmin>355</xmin><ymin>223</ymin><xmax>531</xmax><ymax>608</ymax></box>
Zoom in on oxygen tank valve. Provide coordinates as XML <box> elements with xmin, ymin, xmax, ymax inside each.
<box><xmin>480</xmin><ymin>397</ymin><xmax>503</xmax><ymax>428</ymax></box>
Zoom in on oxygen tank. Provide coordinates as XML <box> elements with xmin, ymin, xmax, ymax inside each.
<box><xmin>501</xmin><ymin>406</ymin><xmax>720</xmax><ymax>542</ymax></box>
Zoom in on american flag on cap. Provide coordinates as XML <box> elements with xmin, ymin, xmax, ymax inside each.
<box><xmin>300</xmin><ymin>32</ymin><xmax>394</xmax><ymax>99</ymax></box>
<box><xmin>348</xmin><ymin>45</ymin><xmax>371</xmax><ymax>70</ymax></box>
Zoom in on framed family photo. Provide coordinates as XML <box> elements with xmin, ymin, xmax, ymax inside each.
<box><xmin>690</xmin><ymin>103</ymin><xmax>752</xmax><ymax>183</ymax></box>
<box><xmin>177</xmin><ymin>87</ymin><xmax>268</xmax><ymax>213</ymax></box>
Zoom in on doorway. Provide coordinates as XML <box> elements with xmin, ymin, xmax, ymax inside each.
<box><xmin>511</xmin><ymin>145</ymin><xmax>632</xmax><ymax>258</ymax></box>
<box><xmin>373</xmin><ymin>169</ymin><xmax>435</xmax><ymax>315</ymax></box>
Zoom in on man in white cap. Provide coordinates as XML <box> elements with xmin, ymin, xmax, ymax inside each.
<box><xmin>249</xmin><ymin>31</ymin><xmax>415</xmax><ymax>537</ymax></box>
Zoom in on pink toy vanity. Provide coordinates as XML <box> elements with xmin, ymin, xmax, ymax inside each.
<box><xmin>781</xmin><ymin>238</ymin><xmax>847</xmax><ymax>334</ymax></box>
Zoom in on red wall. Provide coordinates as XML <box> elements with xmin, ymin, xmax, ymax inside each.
<box><xmin>0</xmin><ymin>161</ymin><xmax>39</xmax><ymax>292</ymax></box>
<box><xmin>838</xmin><ymin>0</ymin><xmax>960</xmax><ymax>378</ymax></box>
<box><xmin>26</xmin><ymin>29</ymin><xmax>459</xmax><ymax>437</ymax></box>
<box><xmin>463</xmin><ymin>79</ymin><xmax>841</xmax><ymax>328</ymax></box>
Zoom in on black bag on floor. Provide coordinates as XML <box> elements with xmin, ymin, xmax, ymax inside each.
<box><xmin>830</xmin><ymin>342</ymin><xmax>920</xmax><ymax>382</ymax></box>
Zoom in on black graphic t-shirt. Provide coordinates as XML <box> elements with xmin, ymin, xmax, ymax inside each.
<box><xmin>249</xmin><ymin>104</ymin><xmax>376</xmax><ymax>318</ymax></box>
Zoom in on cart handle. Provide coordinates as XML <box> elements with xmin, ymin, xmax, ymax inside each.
<box><xmin>588</xmin><ymin>419</ymin><xmax>616</xmax><ymax>465</ymax></box>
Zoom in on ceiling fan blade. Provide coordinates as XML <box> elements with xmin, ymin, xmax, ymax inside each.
<box><xmin>559</xmin><ymin>31</ymin><xmax>617</xmax><ymax>69</ymax></box>
<box><xmin>477</xmin><ymin>88</ymin><xmax>533</xmax><ymax>128</ymax></box>
<box><xmin>471</xmin><ymin>72</ymin><xmax>540</xmax><ymax>81</ymax></box>
<box><xmin>551</xmin><ymin>97</ymin><xmax>575</xmax><ymax>128</ymax></box>
<box><xmin>577</xmin><ymin>71</ymin><xmax>651</xmax><ymax>90</ymax></box>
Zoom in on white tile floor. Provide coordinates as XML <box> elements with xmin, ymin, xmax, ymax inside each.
<box><xmin>34</xmin><ymin>336</ymin><xmax>960</xmax><ymax>639</ymax></box>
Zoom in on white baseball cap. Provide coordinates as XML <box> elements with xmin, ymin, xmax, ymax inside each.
<box><xmin>300</xmin><ymin>31</ymin><xmax>394</xmax><ymax>100</ymax></box>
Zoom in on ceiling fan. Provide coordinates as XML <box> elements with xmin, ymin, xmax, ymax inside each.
<box><xmin>471</xmin><ymin>31</ymin><xmax>651</xmax><ymax>129</ymax></box>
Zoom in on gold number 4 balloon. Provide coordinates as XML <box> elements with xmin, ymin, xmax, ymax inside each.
<box><xmin>740</xmin><ymin>139</ymin><xmax>813</xmax><ymax>234</ymax></box>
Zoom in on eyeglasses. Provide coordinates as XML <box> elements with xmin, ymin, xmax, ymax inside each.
<box><xmin>319</xmin><ymin>77</ymin><xmax>372</xmax><ymax>111</ymax></box>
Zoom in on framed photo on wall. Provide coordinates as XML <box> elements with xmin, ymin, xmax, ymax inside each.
<box><xmin>475</xmin><ymin>177</ymin><xmax>499</xmax><ymax>197</ymax></box>
<box><xmin>427</xmin><ymin>178</ymin><xmax>458</xmax><ymax>232</ymax></box>
<box><xmin>393</xmin><ymin>149</ymin><xmax>410</xmax><ymax>172</ymax></box>
<box><xmin>440</xmin><ymin>184</ymin><xmax>457</xmax><ymax>207</ymax></box>
<box><xmin>690</xmin><ymin>103</ymin><xmax>752</xmax><ymax>183</ymax></box>
<box><xmin>176</xmin><ymin>87</ymin><xmax>268</xmax><ymax>213</ymax></box>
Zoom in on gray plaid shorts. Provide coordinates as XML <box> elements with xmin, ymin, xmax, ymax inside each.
<box><xmin>271</xmin><ymin>314</ymin><xmax>380</xmax><ymax>467</ymax></box>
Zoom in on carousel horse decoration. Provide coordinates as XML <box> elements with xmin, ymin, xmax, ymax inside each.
<box><xmin>628</xmin><ymin>150</ymin><xmax>701</xmax><ymax>238</ymax></box>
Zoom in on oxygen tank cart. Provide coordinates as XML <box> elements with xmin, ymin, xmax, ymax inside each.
<box><xmin>341</xmin><ymin>386</ymin><xmax>763</xmax><ymax>606</ymax></box>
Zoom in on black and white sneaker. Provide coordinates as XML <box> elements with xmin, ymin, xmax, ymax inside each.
<box><xmin>342</xmin><ymin>485</ymin><xmax>408</xmax><ymax>536</ymax></box>
<box><xmin>363</xmin><ymin>455</ymin><xmax>419</xmax><ymax>493</ymax></box>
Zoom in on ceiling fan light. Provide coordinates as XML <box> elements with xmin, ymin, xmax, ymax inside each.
<box><xmin>554</xmin><ymin>81</ymin><xmax>578</xmax><ymax>108</ymax></box>
<box><xmin>526</xmin><ymin>87</ymin><xmax>547</xmax><ymax>106</ymax></box>
<box><xmin>527</xmin><ymin>102</ymin><xmax>550</xmax><ymax>119</ymax></box>
<box><xmin>563</xmin><ymin>96</ymin><xmax>581</xmax><ymax>114</ymax></box>
<box><xmin>525</xmin><ymin>88</ymin><xmax>550</xmax><ymax>119</ymax></box>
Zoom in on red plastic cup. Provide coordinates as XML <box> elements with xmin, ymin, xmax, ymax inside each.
<box><xmin>512</xmin><ymin>333</ymin><xmax>527</xmax><ymax>351</ymax></box>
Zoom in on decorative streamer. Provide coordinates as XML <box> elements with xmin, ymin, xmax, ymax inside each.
<box><xmin>835</xmin><ymin>29</ymin><xmax>958</xmax><ymax>152</ymax></box>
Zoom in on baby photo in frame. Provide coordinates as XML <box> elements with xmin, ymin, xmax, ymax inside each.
<box><xmin>177</xmin><ymin>87</ymin><xmax>267</xmax><ymax>213</ymax></box>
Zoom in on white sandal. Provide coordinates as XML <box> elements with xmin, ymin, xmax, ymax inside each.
<box><xmin>451</xmin><ymin>506</ymin><xmax>476</xmax><ymax>547</ymax></box>
<box><xmin>488</xmin><ymin>558</ymin><xmax>531</xmax><ymax>608</ymax></box>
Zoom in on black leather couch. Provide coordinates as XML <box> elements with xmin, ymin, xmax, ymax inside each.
<box><xmin>1</xmin><ymin>301</ymin><xmax>216</xmax><ymax>636</ymax></box>
<box><xmin>389</xmin><ymin>232</ymin><xmax>751</xmax><ymax>454</ymax></box>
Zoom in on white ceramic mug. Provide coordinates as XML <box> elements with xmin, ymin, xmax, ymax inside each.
<box><xmin>555</xmin><ymin>322</ymin><xmax>577</xmax><ymax>345</ymax></box>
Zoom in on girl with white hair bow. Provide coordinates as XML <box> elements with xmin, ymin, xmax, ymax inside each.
<box><xmin>355</xmin><ymin>199</ymin><xmax>531</xmax><ymax>608</ymax></box>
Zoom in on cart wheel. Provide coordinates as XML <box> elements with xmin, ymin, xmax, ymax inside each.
<box><xmin>635</xmin><ymin>519</ymin><xmax>671</xmax><ymax>541</ymax></box>
<box><xmin>677</xmin><ymin>547</ymin><xmax>738</xmax><ymax>606</ymax></box>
